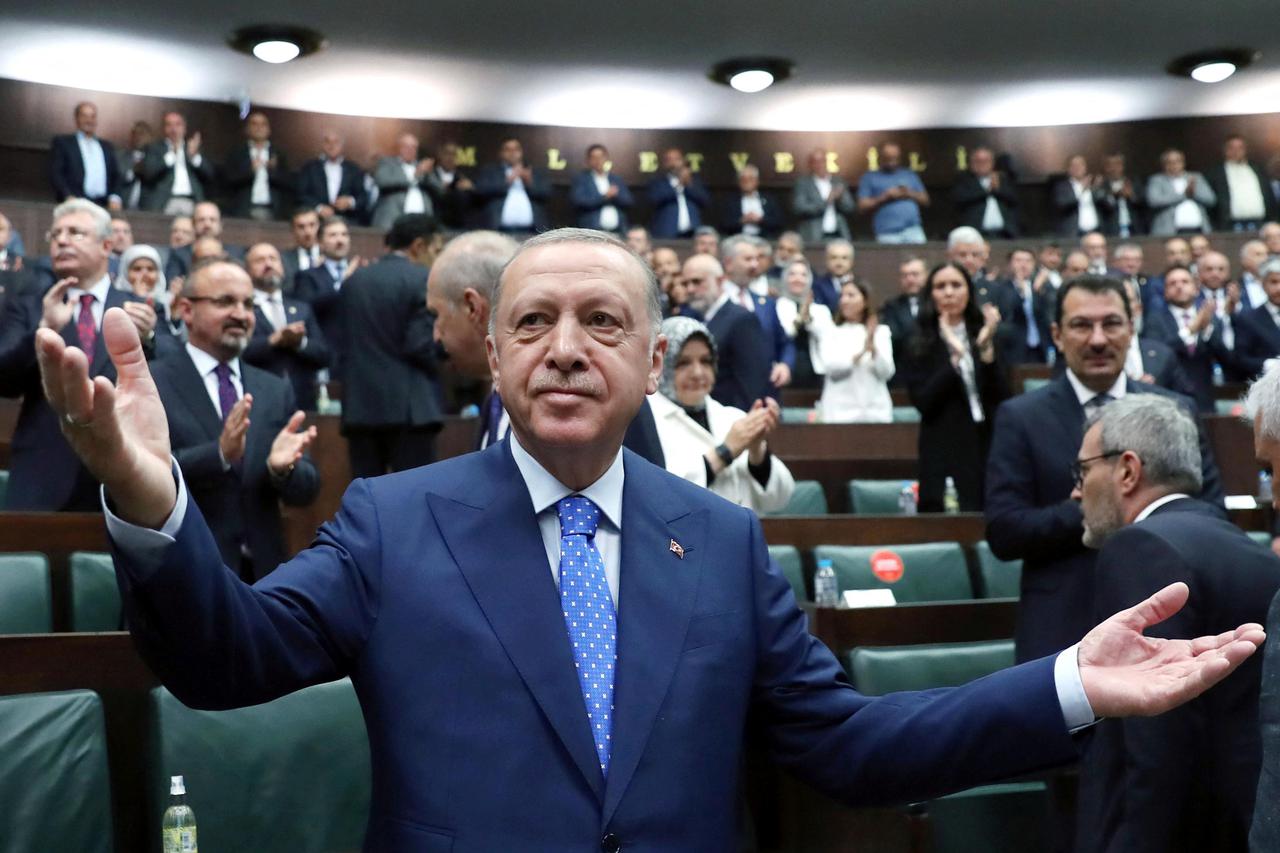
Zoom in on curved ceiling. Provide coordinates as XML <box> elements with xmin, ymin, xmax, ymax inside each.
<box><xmin>1</xmin><ymin>2</ymin><xmax>1278</xmax><ymax>130</ymax></box>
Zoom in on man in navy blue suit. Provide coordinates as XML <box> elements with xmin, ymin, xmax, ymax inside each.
<box><xmin>569</xmin><ymin>144</ymin><xmax>633</xmax><ymax>234</ymax></box>
<box><xmin>241</xmin><ymin>243</ymin><xmax>329</xmax><ymax>412</ymax></box>
<box><xmin>810</xmin><ymin>239</ymin><xmax>856</xmax><ymax>313</ymax></box>
<box><xmin>35</xmin><ymin>229</ymin><xmax>1266</xmax><ymax>852</ymax></box>
<box><xmin>296</xmin><ymin>132</ymin><xmax>368</xmax><ymax>224</ymax></box>
<box><xmin>647</xmin><ymin>148</ymin><xmax>709</xmax><ymax>238</ymax></box>
<box><xmin>1142</xmin><ymin>264</ymin><xmax>1231</xmax><ymax>412</ymax></box>
<box><xmin>1234</xmin><ymin>258</ymin><xmax>1280</xmax><ymax>380</ymax></box>
<box><xmin>720</xmin><ymin>164</ymin><xmax>782</xmax><ymax>238</ymax></box>
<box><xmin>720</xmin><ymin>235</ymin><xmax>794</xmax><ymax>392</ymax></box>
<box><xmin>681</xmin><ymin>252</ymin><xmax>773</xmax><ymax>411</ymax></box>
<box><xmin>49</xmin><ymin>102</ymin><xmax>123</xmax><ymax>210</ymax></box>
<box><xmin>474</xmin><ymin>137</ymin><xmax>552</xmax><ymax>235</ymax></box>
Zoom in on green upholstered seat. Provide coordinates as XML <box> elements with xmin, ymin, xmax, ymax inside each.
<box><xmin>769</xmin><ymin>479</ymin><xmax>828</xmax><ymax>515</ymax></box>
<box><xmin>846</xmin><ymin>640</ymin><xmax>1016</xmax><ymax>694</ymax></box>
<box><xmin>891</xmin><ymin>406</ymin><xmax>922</xmax><ymax>423</ymax></box>
<box><xmin>0</xmin><ymin>553</ymin><xmax>52</xmax><ymax>634</ymax></box>
<box><xmin>846</xmin><ymin>479</ymin><xmax>912</xmax><ymax>515</ymax></box>
<box><xmin>974</xmin><ymin>541</ymin><xmax>1022</xmax><ymax>599</ymax></box>
<box><xmin>69</xmin><ymin>552</ymin><xmax>123</xmax><ymax>633</ymax></box>
<box><xmin>768</xmin><ymin>545</ymin><xmax>807</xmax><ymax>602</ymax></box>
<box><xmin>814</xmin><ymin>542</ymin><xmax>973</xmax><ymax>602</ymax></box>
<box><xmin>149</xmin><ymin>678</ymin><xmax>371</xmax><ymax>853</ymax></box>
<box><xmin>1021</xmin><ymin>377</ymin><xmax>1050</xmax><ymax>393</ymax></box>
<box><xmin>0</xmin><ymin>690</ymin><xmax>114</xmax><ymax>853</ymax></box>
<box><xmin>781</xmin><ymin>406</ymin><xmax>817</xmax><ymax>424</ymax></box>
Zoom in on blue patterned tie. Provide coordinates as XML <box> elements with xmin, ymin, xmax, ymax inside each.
<box><xmin>556</xmin><ymin>495</ymin><xmax>617</xmax><ymax>775</ymax></box>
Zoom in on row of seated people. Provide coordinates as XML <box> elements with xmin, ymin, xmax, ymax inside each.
<box><xmin>38</xmin><ymin>99</ymin><xmax>1280</xmax><ymax>240</ymax></box>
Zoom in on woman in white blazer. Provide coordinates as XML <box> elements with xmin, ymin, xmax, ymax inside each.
<box><xmin>805</xmin><ymin>279</ymin><xmax>895</xmax><ymax>422</ymax></box>
<box><xmin>651</xmin><ymin>316</ymin><xmax>795</xmax><ymax>514</ymax></box>
<box><xmin>772</xmin><ymin>259</ymin><xmax>831</xmax><ymax>388</ymax></box>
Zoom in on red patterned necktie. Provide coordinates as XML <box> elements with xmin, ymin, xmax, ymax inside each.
<box><xmin>77</xmin><ymin>294</ymin><xmax>96</xmax><ymax>353</ymax></box>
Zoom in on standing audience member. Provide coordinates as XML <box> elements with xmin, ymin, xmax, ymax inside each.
<box><xmin>431</xmin><ymin>141</ymin><xmax>475</xmax><ymax>231</ymax></box>
<box><xmin>811</xmin><ymin>239</ymin><xmax>855</xmax><ymax>313</ymax></box>
<box><xmin>720</xmin><ymin>236</ymin><xmax>794</xmax><ymax>392</ymax></box>
<box><xmin>193</xmin><ymin>202</ymin><xmax>244</xmax><ymax>261</ymax></box>
<box><xmin>475</xmin><ymin>137</ymin><xmax>551</xmax><ymax>235</ymax></box>
<box><xmin>294</xmin><ymin>218</ymin><xmax>361</xmax><ymax>380</ymax></box>
<box><xmin>1050</xmin><ymin>155</ymin><xmax>1106</xmax><ymax>239</ymax></box>
<box><xmin>681</xmin><ymin>253</ymin><xmax>772</xmax><ymax>411</ymax></box>
<box><xmin>806</xmin><ymin>279</ymin><xmax>894</xmax><ymax>422</ymax></box>
<box><xmin>570</xmin><ymin>144</ymin><xmax>633</xmax><ymax>234</ymax></box>
<box><xmin>721</xmin><ymin>164</ymin><xmax>781</xmax><ymax>238</ymax></box>
<box><xmin>1143</xmin><ymin>265</ymin><xmax>1228</xmax><ymax>411</ymax></box>
<box><xmin>50</xmin><ymin>101</ymin><xmax>122</xmax><ymax>209</ymax></box>
<box><xmin>279</xmin><ymin>208</ymin><xmax>322</xmax><ymax>292</ymax></box>
<box><xmin>1118</xmin><ymin>278</ymin><xmax>1193</xmax><ymax>397</ymax></box>
<box><xmin>1099</xmin><ymin>153</ymin><xmax>1145</xmax><ymax>237</ymax></box>
<box><xmin>1233</xmin><ymin>259</ymin><xmax>1280</xmax><ymax>379</ymax></box>
<box><xmin>1146</xmin><ymin>148</ymin><xmax>1216</xmax><ymax>236</ymax></box>
<box><xmin>242</xmin><ymin>243</ymin><xmax>329</xmax><ymax>412</ymax></box>
<box><xmin>1240</xmin><ymin>239</ymin><xmax>1270</xmax><ymax>310</ymax></box>
<box><xmin>139</xmin><ymin>111</ymin><xmax>214</xmax><ymax>216</ymax></box>
<box><xmin>648</xmin><ymin>148</ymin><xmax>709</xmax><ymax>239</ymax></box>
<box><xmin>856</xmin><ymin>142</ymin><xmax>929</xmax><ymax>244</ymax></box>
<box><xmin>879</xmin><ymin>257</ymin><xmax>927</xmax><ymax>384</ymax></box>
<box><xmin>297</xmin><ymin>132</ymin><xmax>368</xmax><ymax>222</ymax></box>
<box><xmin>903</xmin><ymin>262</ymin><xmax>1007</xmax><ymax>512</ymax></box>
<box><xmin>223</xmin><ymin>112</ymin><xmax>292</xmax><ymax>221</ymax></box>
<box><xmin>952</xmin><ymin>146</ymin><xmax>1020</xmax><ymax>239</ymax></box>
<box><xmin>1036</xmin><ymin>243</ymin><xmax>1064</xmax><ymax>292</ymax></box>
<box><xmin>159</xmin><ymin>215</ymin><xmax>195</xmax><ymax>283</ymax></box>
<box><xmin>774</xmin><ymin>259</ymin><xmax>827</xmax><ymax>389</ymax></box>
<box><xmin>372</xmin><ymin>133</ymin><xmax>443</xmax><ymax>231</ymax></box>
<box><xmin>994</xmin><ymin>247</ymin><xmax>1052</xmax><ymax>365</ymax></box>
<box><xmin>116</xmin><ymin>121</ymin><xmax>153</xmax><ymax>211</ymax></box>
<box><xmin>792</xmin><ymin>148</ymin><xmax>854</xmax><ymax>243</ymax></box>
<box><xmin>339</xmin><ymin>215</ymin><xmax>443</xmax><ymax>477</ymax></box>
<box><xmin>107</xmin><ymin>216</ymin><xmax>133</xmax><ymax>278</ymax></box>
<box><xmin>1205</xmin><ymin>135</ymin><xmax>1278</xmax><ymax>232</ymax></box>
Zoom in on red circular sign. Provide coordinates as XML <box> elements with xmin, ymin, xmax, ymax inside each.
<box><xmin>870</xmin><ymin>550</ymin><xmax>905</xmax><ymax>583</ymax></box>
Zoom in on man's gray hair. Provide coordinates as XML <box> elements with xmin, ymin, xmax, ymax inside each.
<box><xmin>947</xmin><ymin>226</ymin><xmax>984</xmax><ymax>249</ymax></box>
<box><xmin>1113</xmin><ymin>242</ymin><xmax>1142</xmax><ymax>259</ymax></box>
<box><xmin>52</xmin><ymin>198</ymin><xmax>111</xmax><ymax>240</ymax></box>
<box><xmin>1259</xmin><ymin>258</ymin><xmax>1280</xmax><ymax>279</ymax></box>
<box><xmin>491</xmin><ymin>227</ymin><xmax>662</xmax><ymax>339</ymax></box>
<box><xmin>720</xmin><ymin>234</ymin><xmax>755</xmax><ymax>261</ymax></box>
<box><xmin>826</xmin><ymin>238</ymin><xmax>854</xmax><ymax>255</ymax></box>
<box><xmin>1245</xmin><ymin>366</ymin><xmax>1280</xmax><ymax>442</ymax></box>
<box><xmin>1241</xmin><ymin>240</ymin><xmax>1267</xmax><ymax>261</ymax></box>
<box><xmin>777</xmin><ymin>230</ymin><xmax>804</xmax><ymax>249</ymax></box>
<box><xmin>1085</xmin><ymin>395</ymin><xmax>1202</xmax><ymax>493</ymax></box>
<box><xmin>738</xmin><ymin>164</ymin><xmax>760</xmax><ymax>178</ymax></box>
<box><xmin>693</xmin><ymin>225</ymin><xmax>720</xmax><ymax>240</ymax></box>
<box><xmin>432</xmin><ymin>231</ymin><xmax>519</xmax><ymax>305</ymax></box>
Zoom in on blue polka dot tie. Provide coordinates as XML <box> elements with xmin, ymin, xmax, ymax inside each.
<box><xmin>556</xmin><ymin>495</ymin><xmax>617</xmax><ymax>776</ymax></box>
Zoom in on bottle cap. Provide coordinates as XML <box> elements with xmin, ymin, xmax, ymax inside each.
<box><xmin>170</xmin><ymin>775</ymin><xmax>186</xmax><ymax>796</ymax></box>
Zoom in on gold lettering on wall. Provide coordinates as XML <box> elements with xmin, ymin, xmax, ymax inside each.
<box><xmin>955</xmin><ymin>146</ymin><xmax>968</xmax><ymax>171</ymax></box>
<box><xmin>546</xmin><ymin>148</ymin><xmax>568</xmax><ymax>171</ymax></box>
<box><xmin>729</xmin><ymin>151</ymin><xmax>751</xmax><ymax>172</ymax></box>
<box><xmin>686</xmin><ymin>152</ymin><xmax>704</xmax><ymax>172</ymax></box>
<box><xmin>866</xmin><ymin>147</ymin><xmax>879</xmax><ymax>171</ymax></box>
<box><xmin>774</xmin><ymin>152</ymin><xmax>795</xmax><ymax>174</ymax></box>
<box><xmin>639</xmin><ymin>151</ymin><xmax>659</xmax><ymax>173</ymax></box>
<box><xmin>909</xmin><ymin>151</ymin><xmax>927</xmax><ymax>172</ymax></box>
<box><xmin>826</xmin><ymin>151</ymin><xmax>840</xmax><ymax>173</ymax></box>
<box><xmin>456</xmin><ymin>147</ymin><xmax>477</xmax><ymax>167</ymax></box>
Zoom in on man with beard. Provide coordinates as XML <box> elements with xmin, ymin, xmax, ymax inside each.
<box><xmin>241</xmin><ymin>243</ymin><xmax>330</xmax><ymax>411</ymax></box>
<box><xmin>148</xmin><ymin>258</ymin><xmax>319</xmax><ymax>581</ymax></box>
<box><xmin>1073</xmin><ymin>394</ymin><xmax>1280</xmax><ymax>853</ymax></box>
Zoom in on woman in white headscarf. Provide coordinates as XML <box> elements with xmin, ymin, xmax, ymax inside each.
<box><xmin>649</xmin><ymin>316</ymin><xmax>795</xmax><ymax>514</ymax></box>
<box><xmin>115</xmin><ymin>244</ymin><xmax>184</xmax><ymax>343</ymax></box>
<box><xmin>772</xmin><ymin>258</ymin><xmax>830</xmax><ymax>389</ymax></box>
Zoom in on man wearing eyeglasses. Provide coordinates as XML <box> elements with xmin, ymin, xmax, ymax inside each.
<box><xmin>986</xmin><ymin>275</ymin><xmax>1225</xmax><ymax>665</ymax></box>
<box><xmin>0</xmin><ymin>199</ymin><xmax>157</xmax><ymax>510</ymax></box>
<box><xmin>146</xmin><ymin>257</ymin><xmax>320</xmax><ymax>581</ymax></box>
<box><xmin>1072</xmin><ymin>393</ymin><xmax>1280</xmax><ymax>853</ymax></box>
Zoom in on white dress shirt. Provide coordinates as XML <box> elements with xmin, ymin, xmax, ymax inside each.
<box><xmin>1169</xmin><ymin>176</ymin><xmax>1203</xmax><ymax>230</ymax></box>
<box><xmin>1066</xmin><ymin>367</ymin><xmax>1127</xmax><ymax>407</ymax></box>
<box><xmin>501</xmin><ymin>167</ymin><xmax>535</xmax><ymax>229</ymax></box>
<box><xmin>164</xmin><ymin>141</ymin><xmax>200</xmax><ymax>197</ymax></box>
<box><xmin>1243</xmin><ymin>273</ymin><xmax>1267</xmax><ymax>311</ymax></box>
<box><xmin>739</xmin><ymin>193</ymin><xmax>764</xmax><ymax>236</ymax></box>
<box><xmin>323</xmin><ymin>158</ymin><xmax>345</xmax><ymax>204</ymax></box>
<box><xmin>75</xmin><ymin>132</ymin><xmax>109</xmax><ymax>200</ymax></box>
<box><xmin>1225</xmin><ymin>162</ymin><xmax>1266</xmax><ymax>221</ymax></box>
<box><xmin>1109</xmin><ymin>179</ymin><xmax>1132</xmax><ymax>231</ymax></box>
<box><xmin>185</xmin><ymin>342</ymin><xmax>243</xmax><ymax>418</ymax></box>
<box><xmin>1134</xmin><ymin>493</ymin><xmax>1191</xmax><ymax>523</ymax></box>
<box><xmin>668</xmin><ymin>174</ymin><xmax>691</xmax><ymax>234</ymax></box>
<box><xmin>249</xmin><ymin>143</ymin><xmax>272</xmax><ymax>206</ymax></box>
<box><xmin>66</xmin><ymin>274</ymin><xmax>113</xmax><ymax>331</ymax></box>
<box><xmin>592</xmin><ymin>172</ymin><xmax>619</xmax><ymax>232</ymax></box>
<box><xmin>812</xmin><ymin>176</ymin><xmax>838</xmax><ymax>234</ymax></box>
<box><xmin>401</xmin><ymin>161</ymin><xmax>427</xmax><ymax>214</ymax></box>
<box><xmin>1123</xmin><ymin>337</ymin><xmax>1146</xmax><ymax>382</ymax></box>
<box><xmin>946</xmin><ymin>323</ymin><xmax>986</xmax><ymax>423</ymax></box>
<box><xmin>479</xmin><ymin>406</ymin><xmax>512</xmax><ymax>449</ymax></box>
<box><xmin>979</xmin><ymin>177</ymin><xmax>1005</xmax><ymax>231</ymax></box>
<box><xmin>294</xmin><ymin>246</ymin><xmax>320</xmax><ymax>271</ymax></box>
<box><xmin>1072</xmin><ymin>179</ymin><xmax>1099</xmax><ymax>232</ymax></box>
<box><xmin>254</xmin><ymin>288</ymin><xmax>288</xmax><ymax>331</ymax></box>
<box><xmin>1169</xmin><ymin>303</ymin><xmax>1212</xmax><ymax>349</ymax></box>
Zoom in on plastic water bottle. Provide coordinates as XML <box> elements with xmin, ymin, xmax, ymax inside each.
<box><xmin>1259</xmin><ymin>469</ymin><xmax>1273</xmax><ymax>503</ymax></box>
<box><xmin>162</xmin><ymin>775</ymin><xmax>198</xmax><ymax>853</ymax></box>
<box><xmin>898</xmin><ymin>481</ymin><xmax>917</xmax><ymax>515</ymax></box>
<box><xmin>814</xmin><ymin>559</ymin><xmax>840</xmax><ymax>608</ymax></box>
<box><xmin>943</xmin><ymin>477</ymin><xmax>960</xmax><ymax>514</ymax></box>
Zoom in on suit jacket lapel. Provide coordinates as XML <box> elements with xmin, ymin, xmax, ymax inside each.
<box><xmin>602</xmin><ymin>455</ymin><xmax>703</xmax><ymax>824</ymax></box>
<box><xmin>428</xmin><ymin>444</ymin><xmax>606</xmax><ymax>802</ymax></box>
<box><xmin>169</xmin><ymin>349</ymin><xmax>224</xmax><ymax>441</ymax></box>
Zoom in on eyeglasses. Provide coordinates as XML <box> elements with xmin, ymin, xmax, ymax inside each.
<box><xmin>1070</xmin><ymin>450</ymin><xmax>1125</xmax><ymax>488</ymax></box>
<box><xmin>1063</xmin><ymin>317</ymin><xmax>1130</xmax><ymax>337</ymax></box>
<box><xmin>45</xmin><ymin>226</ymin><xmax>97</xmax><ymax>243</ymax></box>
<box><xmin>186</xmin><ymin>295</ymin><xmax>256</xmax><ymax>311</ymax></box>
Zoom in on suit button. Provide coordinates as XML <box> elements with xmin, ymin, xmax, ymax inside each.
<box><xmin>601</xmin><ymin>832</ymin><xmax>621</xmax><ymax>852</ymax></box>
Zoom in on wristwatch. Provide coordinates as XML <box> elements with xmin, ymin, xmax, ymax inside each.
<box><xmin>715</xmin><ymin>443</ymin><xmax>735</xmax><ymax>467</ymax></box>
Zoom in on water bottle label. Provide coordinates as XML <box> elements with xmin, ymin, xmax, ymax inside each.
<box><xmin>163</xmin><ymin>828</ymin><xmax>197</xmax><ymax>852</ymax></box>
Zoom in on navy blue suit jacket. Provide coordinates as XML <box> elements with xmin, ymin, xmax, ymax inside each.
<box><xmin>706</xmin><ymin>302</ymin><xmax>773</xmax><ymax>411</ymax></box>
<box><xmin>810</xmin><ymin>275</ymin><xmax>848</xmax><ymax>314</ymax></box>
<box><xmin>1141</xmin><ymin>306</ymin><xmax>1228</xmax><ymax>412</ymax></box>
<box><xmin>984</xmin><ymin>374</ymin><xmax>1225</xmax><ymax>662</ymax></box>
<box><xmin>473</xmin><ymin>164</ymin><xmax>552</xmax><ymax>232</ymax></box>
<box><xmin>294</xmin><ymin>265</ymin><xmax>345</xmax><ymax>378</ymax></box>
<box><xmin>569</xmin><ymin>171</ymin><xmax>634</xmax><ymax>232</ymax></box>
<box><xmin>50</xmin><ymin>134</ymin><xmax>122</xmax><ymax>204</ymax></box>
<box><xmin>110</xmin><ymin>442</ymin><xmax>1077</xmax><ymax>851</ymax></box>
<box><xmin>719</xmin><ymin>193</ymin><xmax>783</xmax><ymax>238</ymax></box>
<box><xmin>1233</xmin><ymin>305</ymin><xmax>1280</xmax><ymax>380</ymax></box>
<box><xmin>746</xmin><ymin>293</ymin><xmax>796</xmax><ymax>374</ymax></box>
<box><xmin>242</xmin><ymin>297</ymin><xmax>330</xmax><ymax>411</ymax></box>
<box><xmin>646</xmin><ymin>174</ymin><xmax>710</xmax><ymax>238</ymax></box>
<box><xmin>297</xmin><ymin>159</ymin><xmax>368</xmax><ymax>222</ymax></box>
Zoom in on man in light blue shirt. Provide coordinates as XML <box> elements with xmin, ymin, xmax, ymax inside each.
<box><xmin>856</xmin><ymin>143</ymin><xmax>929</xmax><ymax>244</ymax></box>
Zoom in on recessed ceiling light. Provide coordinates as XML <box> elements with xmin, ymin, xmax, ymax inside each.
<box><xmin>228</xmin><ymin>25</ymin><xmax>326</xmax><ymax>65</ymax></box>
<box><xmin>710</xmin><ymin>58</ymin><xmax>793</xmax><ymax>94</ymax></box>
<box><xmin>1167</xmin><ymin>48</ymin><xmax>1257</xmax><ymax>83</ymax></box>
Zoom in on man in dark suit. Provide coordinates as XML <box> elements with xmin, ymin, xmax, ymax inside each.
<box><xmin>192</xmin><ymin>202</ymin><xmax>245</xmax><ymax>261</ymax></box>
<box><xmin>1118</xmin><ymin>278</ymin><xmax>1196</xmax><ymax>398</ymax></box>
<box><xmin>430</xmin><ymin>141</ymin><xmax>476</xmax><ymax>231</ymax></box>
<box><xmin>1073</xmin><ymin>394</ymin><xmax>1280</xmax><ymax>853</ymax></box>
<box><xmin>1048</xmin><ymin>155</ymin><xmax>1110</xmax><ymax>239</ymax></box>
<box><xmin>37</xmin><ymin>227</ymin><xmax>1266</xmax><ymax>853</ymax></box>
<box><xmin>241</xmin><ymin>243</ymin><xmax>329</xmax><ymax>412</ymax></box>
<box><xmin>278</xmin><ymin>208</ymin><xmax>322</xmax><ymax>294</ymax></box>
<box><xmin>992</xmin><ymin>247</ymin><xmax>1053</xmax><ymax>365</ymax></box>
<box><xmin>682</xmin><ymin>252</ymin><xmax>772</xmax><ymax>411</ymax></box>
<box><xmin>985</xmin><ymin>275</ymin><xmax>1225</xmax><ymax>664</ymax></box>
<box><xmin>569</xmin><ymin>144</ymin><xmax>634</xmax><ymax>234</ymax></box>
<box><xmin>721</xmin><ymin>236</ymin><xmax>794</xmax><ymax>392</ymax></box>
<box><xmin>293</xmin><ymin>217</ymin><xmax>360</xmax><ymax>379</ymax></box>
<box><xmin>720</xmin><ymin>164</ymin><xmax>782</xmax><ymax>238</ymax></box>
<box><xmin>50</xmin><ymin>102</ymin><xmax>123</xmax><ymax>210</ymax></box>
<box><xmin>474</xmin><ymin>137</ymin><xmax>551</xmax><ymax>235</ymax></box>
<box><xmin>647</xmin><ymin>147</ymin><xmax>710</xmax><ymax>239</ymax></box>
<box><xmin>0</xmin><ymin>199</ymin><xmax>157</xmax><ymax>510</ymax></box>
<box><xmin>880</xmin><ymin>257</ymin><xmax>927</xmax><ymax>385</ymax></box>
<box><xmin>1142</xmin><ymin>264</ymin><xmax>1230</xmax><ymax>412</ymax></box>
<box><xmin>116</xmin><ymin>120</ymin><xmax>153</xmax><ymax>211</ymax></box>
<box><xmin>339</xmin><ymin>214</ymin><xmax>443</xmax><ymax>477</ymax></box>
<box><xmin>152</xmin><ymin>258</ymin><xmax>319</xmax><ymax>581</ymax></box>
<box><xmin>810</xmin><ymin>239</ymin><xmax>856</xmax><ymax>313</ymax></box>
<box><xmin>296</xmin><ymin>132</ymin><xmax>368</xmax><ymax>223</ymax></box>
<box><xmin>951</xmin><ymin>146</ymin><xmax>1020</xmax><ymax>239</ymax></box>
<box><xmin>1099</xmin><ymin>153</ymin><xmax>1146</xmax><ymax>237</ymax></box>
<box><xmin>222</xmin><ymin>112</ymin><xmax>292</xmax><ymax>221</ymax></box>
<box><xmin>138</xmin><ymin>112</ymin><xmax>214</xmax><ymax>215</ymax></box>
<box><xmin>1233</xmin><ymin>258</ymin><xmax>1280</xmax><ymax>380</ymax></box>
<box><xmin>1205</xmin><ymin>135</ymin><xmax>1279</xmax><ymax>233</ymax></box>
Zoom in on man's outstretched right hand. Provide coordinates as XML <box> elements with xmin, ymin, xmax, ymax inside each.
<box><xmin>36</xmin><ymin>306</ymin><xmax>177</xmax><ymax>528</ymax></box>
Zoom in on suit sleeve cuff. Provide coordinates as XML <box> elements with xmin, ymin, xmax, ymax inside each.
<box><xmin>102</xmin><ymin>459</ymin><xmax>189</xmax><ymax>560</ymax></box>
<box><xmin>1054</xmin><ymin>643</ymin><xmax>1097</xmax><ymax>732</ymax></box>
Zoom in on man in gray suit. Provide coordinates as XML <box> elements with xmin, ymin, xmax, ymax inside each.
<box><xmin>1146</xmin><ymin>149</ymin><xmax>1217</xmax><ymax>236</ymax></box>
<box><xmin>372</xmin><ymin>133</ymin><xmax>443</xmax><ymax>231</ymax></box>
<box><xmin>791</xmin><ymin>148</ymin><xmax>854</xmax><ymax>243</ymax></box>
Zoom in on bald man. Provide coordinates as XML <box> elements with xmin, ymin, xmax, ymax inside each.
<box><xmin>297</xmin><ymin>132</ymin><xmax>368</xmax><ymax>222</ymax></box>
<box><xmin>681</xmin><ymin>253</ymin><xmax>772</xmax><ymax>410</ymax></box>
<box><xmin>372</xmin><ymin>133</ymin><xmax>443</xmax><ymax>231</ymax></box>
<box><xmin>222</xmin><ymin>112</ymin><xmax>292</xmax><ymax>220</ymax></box>
<box><xmin>720</xmin><ymin>164</ymin><xmax>782</xmax><ymax>238</ymax></box>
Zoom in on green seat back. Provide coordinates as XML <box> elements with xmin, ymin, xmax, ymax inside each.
<box><xmin>1248</xmin><ymin>531</ymin><xmax>1272</xmax><ymax>549</ymax></box>
<box><xmin>813</xmin><ymin>543</ymin><xmax>973</xmax><ymax>603</ymax></box>
<box><xmin>847</xmin><ymin>479</ymin><xmax>911</xmax><ymax>515</ymax></box>
<box><xmin>847</xmin><ymin>640</ymin><xmax>1016</xmax><ymax>695</ymax></box>
<box><xmin>150</xmin><ymin>679</ymin><xmax>371</xmax><ymax>853</ymax></box>
<box><xmin>891</xmin><ymin>406</ymin><xmax>921</xmax><ymax>423</ymax></box>
<box><xmin>1216</xmin><ymin>399</ymin><xmax>1245</xmax><ymax>417</ymax></box>
<box><xmin>0</xmin><ymin>690</ymin><xmax>114</xmax><ymax>853</ymax></box>
<box><xmin>70</xmin><ymin>552</ymin><xmax>123</xmax><ymax>632</ymax></box>
<box><xmin>974</xmin><ymin>541</ymin><xmax>1022</xmax><ymax>599</ymax></box>
<box><xmin>780</xmin><ymin>406</ymin><xmax>817</xmax><ymax>424</ymax></box>
<box><xmin>0</xmin><ymin>470</ymin><xmax>8</xmax><ymax>506</ymax></box>
<box><xmin>1021</xmin><ymin>377</ymin><xmax>1050</xmax><ymax>393</ymax></box>
<box><xmin>768</xmin><ymin>545</ymin><xmax>807</xmax><ymax>602</ymax></box>
<box><xmin>0</xmin><ymin>553</ymin><xmax>52</xmax><ymax>634</ymax></box>
<box><xmin>769</xmin><ymin>479</ymin><xmax>828</xmax><ymax>515</ymax></box>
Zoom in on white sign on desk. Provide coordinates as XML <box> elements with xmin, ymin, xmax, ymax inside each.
<box><xmin>841</xmin><ymin>588</ymin><xmax>897</xmax><ymax>609</ymax></box>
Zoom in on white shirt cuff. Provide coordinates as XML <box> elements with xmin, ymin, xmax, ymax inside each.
<box><xmin>101</xmin><ymin>459</ymin><xmax>189</xmax><ymax>561</ymax></box>
<box><xmin>1054</xmin><ymin>643</ymin><xmax>1097</xmax><ymax>732</ymax></box>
